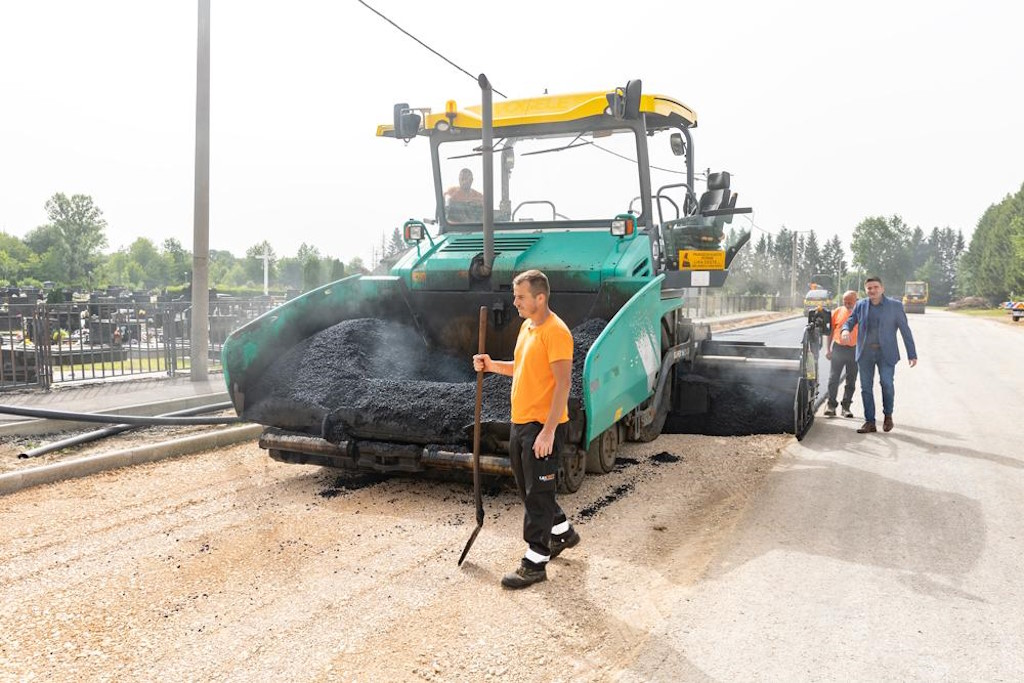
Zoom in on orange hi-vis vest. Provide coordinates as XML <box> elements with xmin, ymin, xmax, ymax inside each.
<box><xmin>831</xmin><ymin>306</ymin><xmax>857</xmax><ymax>346</ymax></box>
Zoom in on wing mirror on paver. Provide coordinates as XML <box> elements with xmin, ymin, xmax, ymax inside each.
<box><xmin>607</xmin><ymin>79</ymin><xmax>643</xmax><ymax>120</ymax></box>
<box><xmin>670</xmin><ymin>132</ymin><xmax>686</xmax><ymax>157</ymax></box>
<box><xmin>393</xmin><ymin>103</ymin><xmax>421</xmax><ymax>140</ymax></box>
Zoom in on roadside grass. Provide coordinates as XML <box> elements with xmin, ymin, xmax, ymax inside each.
<box><xmin>949</xmin><ymin>308</ymin><xmax>1021</xmax><ymax>325</ymax></box>
<box><xmin>51</xmin><ymin>357</ymin><xmax>192</xmax><ymax>379</ymax></box>
<box><xmin>949</xmin><ymin>308</ymin><xmax>1010</xmax><ymax>318</ymax></box>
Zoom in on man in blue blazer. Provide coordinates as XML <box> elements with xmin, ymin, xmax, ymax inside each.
<box><xmin>840</xmin><ymin>276</ymin><xmax>918</xmax><ymax>433</ymax></box>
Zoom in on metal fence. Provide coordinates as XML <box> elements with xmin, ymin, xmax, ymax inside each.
<box><xmin>0</xmin><ymin>298</ymin><xmax>279</xmax><ymax>391</ymax></box>
<box><xmin>0</xmin><ymin>292</ymin><xmax>794</xmax><ymax>391</ymax></box>
<box><xmin>677</xmin><ymin>293</ymin><xmax>788</xmax><ymax>319</ymax></box>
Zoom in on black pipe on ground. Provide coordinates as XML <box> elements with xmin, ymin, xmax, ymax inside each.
<box><xmin>17</xmin><ymin>401</ymin><xmax>236</xmax><ymax>459</ymax></box>
<box><xmin>0</xmin><ymin>404</ymin><xmax>241</xmax><ymax>426</ymax></box>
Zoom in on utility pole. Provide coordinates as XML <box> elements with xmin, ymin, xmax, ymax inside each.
<box><xmin>262</xmin><ymin>246</ymin><xmax>270</xmax><ymax>296</ymax></box>
<box><xmin>790</xmin><ymin>230</ymin><xmax>814</xmax><ymax>309</ymax></box>
<box><xmin>190</xmin><ymin>0</ymin><xmax>210</xmax><ymax>380</ymax></box>
<box><xmin>789</xmin><ymin>234</ymin><xmax>799</xmax><ymax>310</ymax></box>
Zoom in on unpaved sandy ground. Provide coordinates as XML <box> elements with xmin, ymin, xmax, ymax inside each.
<box><xmin>0</xmin><ymin>432</ymin><xmax>787</xmax><ymax>682</ymax></box>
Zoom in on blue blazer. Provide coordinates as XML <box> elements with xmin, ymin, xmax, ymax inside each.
<box><xmin>842</xmin><ymin>296</ymin><xmax>918</xmax><ymax>364</ymax></box>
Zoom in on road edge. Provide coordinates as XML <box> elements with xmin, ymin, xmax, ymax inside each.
<box><xmin>0</xmin><ymin>423</ymin><xmax>263</xmax><ymax>496</ymax></box>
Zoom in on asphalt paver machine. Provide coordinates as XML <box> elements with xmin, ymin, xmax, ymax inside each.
<box><xmin>222</xmin><ymin>79</ymin><xmax>822</xmax><ymax>493</ymax></box>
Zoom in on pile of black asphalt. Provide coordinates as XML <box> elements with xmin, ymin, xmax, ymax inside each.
<box><xmin>244</xmin><ymin>317</ymin><xmax>608</xmax><ymax>447</ymax></box>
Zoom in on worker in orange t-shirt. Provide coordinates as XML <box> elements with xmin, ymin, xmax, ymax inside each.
<box><xmin>473</xmin><ymin>269</ymin><xmax>580</xmax><ymax>589</ymax></box>
<box><xmin>824</xmin><ymin>290</ymin><xmax>859</xmax><ymax>418</ymax></box>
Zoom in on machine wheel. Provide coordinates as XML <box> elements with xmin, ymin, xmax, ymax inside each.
<box><xmin>634</xmin><ymin>372</ymin><xmax>672</xmax><ymax>443</ymax></box>
<box><xmin>794</xmin><ymin>377</ymin><xmax>815</xmax><ymax>441</ymax></box>
<box><xmin>557</xmin><ymin>447</ymin><xmax>587</xmax><ymax>493</ymax></box>
<box><xmin>585</xmin><ymin>426</ymin><xmax>618</xmax><ymax>474</ymax></box>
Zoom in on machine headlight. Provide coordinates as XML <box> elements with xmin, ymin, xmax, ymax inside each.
<box><xmin>610</xmin><ymin>216</ymin><xmax>635</xmax><ymax>237</ymax></box>
<box><xmin>403</xmin><ymin>219</ymin><xmax>426</xmax><ymax>243</ymax></box>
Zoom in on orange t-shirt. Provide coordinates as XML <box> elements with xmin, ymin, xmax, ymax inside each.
<box><xmin>510</xmin><ymin>312</ymin><xmax>573</xmax><ymax>425</ymax></box>
<box><xmin>831</xmin><ymin>306</ymin><xmax>857</xmax><ymax>346</ymax></box>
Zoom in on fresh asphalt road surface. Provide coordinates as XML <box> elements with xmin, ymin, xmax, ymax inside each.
<box><xmin>627</xmin><ymin>308</ymin><xmax>1024</xmax><ymax>681</ymax></box>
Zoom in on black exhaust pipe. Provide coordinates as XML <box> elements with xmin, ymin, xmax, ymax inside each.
<box><xmin>479</xmin><ymin>73</ymin><xmax>494</xmax><ymax>279</ymax></box>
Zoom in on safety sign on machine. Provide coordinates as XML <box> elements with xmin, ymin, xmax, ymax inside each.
<box><xmin>678</xmin><ymin>250</ymin><xmax>725</xmax><ymax>270</ymax></box>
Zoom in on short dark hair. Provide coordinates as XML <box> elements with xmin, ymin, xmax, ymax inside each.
<box><xmin>865</xmin><ymin>276</ymin><xmax>883</xmax><ymax>286</ymax></box>
<box><xmin>513</xmin><ymin>269</ymin><xmax>550</xmax><ymax>298</ymax></box>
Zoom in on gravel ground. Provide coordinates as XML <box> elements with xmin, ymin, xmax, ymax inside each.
<box><xmin>0</xmin><ymin>431</ymin><xmax>788</xmax><ymax>682</ymax></box>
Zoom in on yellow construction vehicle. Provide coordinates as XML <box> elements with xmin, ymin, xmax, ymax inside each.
<box><xmin>903</xmin><ymin>281</ymin><xmax>928</xmax><ymax>313</ymax></box>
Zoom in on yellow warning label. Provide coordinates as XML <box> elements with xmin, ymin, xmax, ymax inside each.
<box><xmin>678</xmin><ymin>250</ymin><xmax>725</xmax><ymax>270</ymax></box>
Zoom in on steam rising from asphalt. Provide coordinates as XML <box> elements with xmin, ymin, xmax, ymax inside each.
<box><xmin>245</xmin><ymin>317</ymin><xmax>608</xmax><ymax>447</ymax></box>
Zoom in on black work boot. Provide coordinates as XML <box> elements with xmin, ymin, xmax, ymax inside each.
<box><xmin>501</xmin><ymin>559</ymin><xmax>547</xmax><ymax>589</ymax></box>
<box><xmin>550</xmin><ymin>528</ymin><xmax>581</xmax><ymax>559</ymax></box>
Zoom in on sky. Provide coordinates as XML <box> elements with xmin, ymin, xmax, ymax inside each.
<box><xmin>1</xmin><ymin>0</ymin><xmax>1022</xmax><ymax>267</ymax></box>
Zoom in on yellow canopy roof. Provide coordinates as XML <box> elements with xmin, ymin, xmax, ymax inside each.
<box><xmin>377</xmin><ymin>90</ymin><xmax>697</xmax><ymax>137</ymax></box>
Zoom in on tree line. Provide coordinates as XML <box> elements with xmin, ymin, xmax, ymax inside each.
<box><xmin>3</xmin><ymin>186</ymin><xmax>1022</xmax><ymax>304</ymax></box>
<box><xmin>0</xmin><ymin>193</ymin><xmax>407</xmax><ymax>295</ymax></box>
<box><xmin>727</xmin><ymin>182</ymin><xmax>1024</xmax><ymax>305</ymax></box>
<box><xmin>726</xmin><ymin>218</ymin><xmax>967</xmax><ymax>306</ymax></box>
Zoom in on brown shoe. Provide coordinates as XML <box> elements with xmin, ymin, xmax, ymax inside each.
<box><xmin>501</xmin><ymin>561</ymin><xmax>547</xmax><ymax>589</ymax></box>
<box><xmin>883</xmin><ymin>416</ymin><xmax>893</xmax><ymax>432</ymax></box>
<box><xmin>857</xmin><ymin>422</ymin><xmax>877</xmax><ymax>434</ymax></box>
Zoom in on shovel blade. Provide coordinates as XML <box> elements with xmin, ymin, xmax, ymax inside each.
<box><xmin>457</xmin><ymin>525</ymin><xmax>482</xmax><ymax>566</ymax></box>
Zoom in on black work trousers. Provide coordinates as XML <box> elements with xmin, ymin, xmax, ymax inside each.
<box><xmin>827</xmin><ymin>344</ymin><xmax>858</xmax><ymax>409</ymax></box>
<box><xmin>509</xmin><ymin>422</ymin><xmax>568</xmax><ymax>560</ymax></box>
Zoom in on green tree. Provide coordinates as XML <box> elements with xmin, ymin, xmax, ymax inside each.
<box><xmin>22</xmin><ymin>224</ymin><xmax>65</xmax><ymax>284</ymax></box>
<box><xmin>275</xmin><ymin>257</ymin><xmax>303</xmax><ymax>290</ymax></box>
<box><xmin>99</xmin><ymin>249</ymin><xmax>131</xmax><ymax>287</ymax></box>
<box><xmin>385</xmin><ymin>227</ymin><xmax>406</xmax><ymax>257</ymax></box>
<box><xmin>23</xmin><ymin>223</ymin><xmax>62</xmax><ymax>254</ymax></box>
<box><xmin>800</xmin><ymin>232</ymin><xmax>822</xmax><ymax>290</ymax></box>
<box><xmin>346</xmin><ymin>257</ymin><xmax>369</xmax><ymax>275</ymax></box>
<box><xmin>820</xmin><ymin>235</ymin><xmax>849</xmax><ymax>292</ymax></box>
<box><xmin>128</xmin><ymin>238</ymin><xmax>167</xmax><ymax>288</ymax></box>
<box><xmin>208</xmin><ymin>249</ymin><xmax>237</xmax><ymax>288</ymax></box>
<box><xmin>908</xmin><ymin>227</ymin><xmax>929</xmax><ymax>275</ymax></box>
<box><xmin>919</xmin><ymin>227</ymin><xmax>965</xmax><ymax>305</ymax></box>
<box><xmin>850</xmin><ymin>215</ymin><xmax>913</xmax><ymax>292</ymax></box>
<box><xmin>44</xmin><ymin>193</ymin><xmax>109</xmax><ymax>286</ymax></box>
<box><xmin>302</xmin><ymin>256</ymin><xmax>323</xmax><ymax>292</ymax></box>
<box><xmin>296</xmin><ymin>243</ymin><xmax>321</xmax><ymax>263</ymax></box>
<box><xmin>327</xmin><ymin>258</ymin><xmax>346</xmax><ymax>282</ymax></box>
<box><xmin>959</xmin><ymin>183</ymin><xmax>1024</xmax><ymax>300</ymax></box>
<box><xmin>0</xmin><ymin>232</ymin><xmax>37</xmax><ymax>284</ymax></box>
<box><xmin>162</xmin><ymin>238</ymin><xmax>191</xmax><ymax>286</ymax></box>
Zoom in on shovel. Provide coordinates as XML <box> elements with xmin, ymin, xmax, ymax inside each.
<box><xmin>458</xmin><ymin>305</ymin><xmax>488</xmax><ymax>566</ymax></box>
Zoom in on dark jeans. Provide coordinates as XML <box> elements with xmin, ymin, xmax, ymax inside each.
<box><xmin>509</xmin><ymin>422</ymin><xmax>568</xmax><ymax>560</ymax></box>
<box><xmin>827</xmin><ymin>344</ymin><xmax>857</xmax><ymax>409</ymax></box>
<box><xmin>858</xmin><ymin>345</ymin><xmax>896</xmax><ymax>423</ymax></box>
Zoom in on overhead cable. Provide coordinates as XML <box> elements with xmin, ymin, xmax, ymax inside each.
<box><xmin>355</xmin><ymin>0</ymin><xmax>507</xmax><ymax>98</ymax></box>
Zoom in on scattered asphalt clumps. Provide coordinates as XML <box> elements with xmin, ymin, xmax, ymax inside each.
<box><xmin>650</xmin><ymin>452</ymin><xmax>680</xmax><ymax>464</ymax></box>
<box><xmin>577</xmin><ymin>482</ymin><xmax>635</xmax><ymax>521</ymax></box>
<box><xmin>244</xmin><ymin>317</ymin><xmax>608</xmax><ymax>447</ymax></box>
